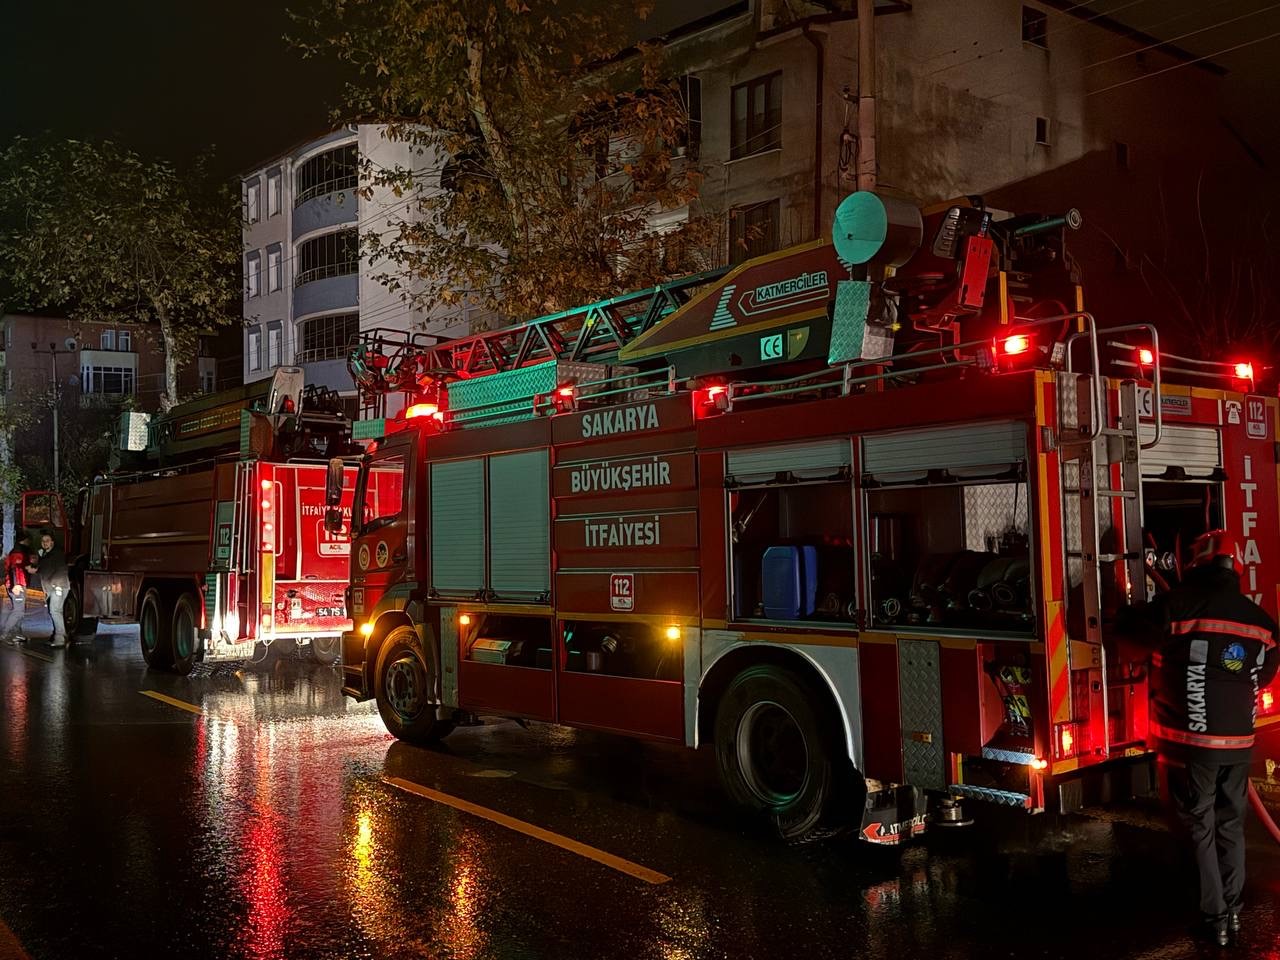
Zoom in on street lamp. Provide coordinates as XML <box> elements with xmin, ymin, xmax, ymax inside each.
<box><xmin>30</xmin><ymin>337</ymin><xmax>78</xmax><ymax>492</ymax></box>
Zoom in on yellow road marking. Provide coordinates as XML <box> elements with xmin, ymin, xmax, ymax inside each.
<box><xmin>20</xmin><ymin>649</ymin><xmax>54</xmax><ymax>664</ymax></box>
<box><xmin>139</xmin><ymin>690</ymin><xmax>203</xmax><ymax>715</ymax></box>
<box><xmin>0</xmin><ymin>917</ymin><xmax>31</xmax><ymax>960</ymax></box>
<box><xmin>384</xmin><ymin>776</ymin><xmax>671</xmax><ymax>885</ymax></box>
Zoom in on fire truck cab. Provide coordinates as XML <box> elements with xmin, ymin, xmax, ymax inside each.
<box><xmin>335</xmin><ymin>192</ymin><xmax>1280</xmax><ymax>843</ymax></box>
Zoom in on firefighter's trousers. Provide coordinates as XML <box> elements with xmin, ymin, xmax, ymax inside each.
<box><xmin>1166</xmin><ymin>759</ymin><xmax>1249</xmax><ymax>920</ymax></box>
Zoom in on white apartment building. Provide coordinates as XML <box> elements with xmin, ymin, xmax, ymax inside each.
<box><xmin>240</xmin><ymin>124</ymin><xmax>454</xmax><ymax>402</ymax></box>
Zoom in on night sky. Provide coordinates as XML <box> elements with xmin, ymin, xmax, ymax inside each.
<box><xmin>3</xmin><ymin>1</ymin><xmax>1277</xmax><ymax>178</ymax></box>
<box><xmin>1</xmin><ymin>0</ymin><xmax>349</xmax><ymax>176</ymax></box>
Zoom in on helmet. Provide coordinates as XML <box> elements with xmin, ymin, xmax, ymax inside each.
<box><xmin>1188</xmin><ymin>529</ymin><xmax>1243</xmax><ymax>575</ymax></box>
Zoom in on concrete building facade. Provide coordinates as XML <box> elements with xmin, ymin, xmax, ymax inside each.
<box><xmin>240</xmin><ymin>125</ymin><xmax>456</xmax><ymax>404</ymax></box>
<box><xmin>660</xmin><ymin>0</ymin><xmax>1254</xmax><ymax>270</ymax></box>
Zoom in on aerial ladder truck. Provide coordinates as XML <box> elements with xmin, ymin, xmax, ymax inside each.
<box><xmin>327</xmin><ymin>191</ymin><xmax>1280</xmax><ymax>842</ymax></box>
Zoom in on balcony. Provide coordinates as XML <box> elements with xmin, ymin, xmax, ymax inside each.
<box><xmin>292</xmin><ymin>185</ymin><xmax>358</xmax><ymax>240</ymax></box>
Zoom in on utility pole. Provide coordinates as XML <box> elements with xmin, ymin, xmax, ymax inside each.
<box><xmin>857</xmin><ymin>0</ymin><xmax>877</xmax><ymax>192</ymax></box>
<box><xmin>31</xmin><ymin>339</ymin><xmax>76</xmax><ymax>493</ymax></box>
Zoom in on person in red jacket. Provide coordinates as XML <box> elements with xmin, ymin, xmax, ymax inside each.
<box><xmin>0</xmin><ymin>532</ymin><xmax>36</xmax><ymax>644</ymax></box>
<box><xmin>1130</xmin><ymin>529</ymin><xmax>1280</xmax><ymax>944</ymax></box>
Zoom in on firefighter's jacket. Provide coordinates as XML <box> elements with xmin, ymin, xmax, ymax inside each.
<box><xmin>1131</xmin><ymin>566</ymin><xmax>1280</xmax><ymax>764</ymax></box>
<box><xmin>4</xmin><ymin>546</ymin><xmax>31</xmax><ymax>593</ymax></box>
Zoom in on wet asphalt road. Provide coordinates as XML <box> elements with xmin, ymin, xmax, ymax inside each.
<box><xmin>4</xmin><ymin>616</ymin><xmax>1280</xmax><ymax>959</ymax></box>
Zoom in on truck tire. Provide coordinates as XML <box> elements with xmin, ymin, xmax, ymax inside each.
<box><xmin>139</xmin><ymin>588</ymin><xmax>174</xmax><ymax>671</ymax></box>
<box><xmin>170</xmin><ymin>592</ymin><xmax>201</xmax><ymax>676</ymax></box>
<box><xmin>714</xmin><ymin>664</ymin><xmax>847</xmax><ymax>842</ymax></box>
<box><xmin>65</xmin><ymin>585</ymin><xmax>97</xmax><ymax>638</ymax></box>
<box><xmin>374</xmin><ymin>626</ymin><xmax>453</xmax><ymax>745</ymax></box>
<box><xmin>311</xmin><ymin>635</ymin><xmax>341</xmax><ymax>666</ymax></box>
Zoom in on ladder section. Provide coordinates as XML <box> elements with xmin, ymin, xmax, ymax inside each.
<box><xmin>1057</xmin><ymin>373</ymin><xmax>1146</xmax><ymax>760</ymax></box>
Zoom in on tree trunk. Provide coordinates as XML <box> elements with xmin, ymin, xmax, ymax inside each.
<box><xmin>156</xmin><ymin>306</ymin><xmax>180</xmax><ymax>412</ymax></box>
<box><xmin>1</xmin><ymin>431</ymin><xmax>13</xmax><ymax>555</ymax></box>
<box><xmin>465</xmin><ymin>37</ymin><xmax>526</xmax><ymax>241</ymax></box>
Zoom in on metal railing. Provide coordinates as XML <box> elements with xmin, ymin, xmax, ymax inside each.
<box><xmin>294</xmin><ymin>260</ymin><xmax>358</xmax><ymax>287</ymax></box>
<box><xmin>294</xmin><ymin>174</ymin><xmax>358</xmax><ymax>207</ymax></box>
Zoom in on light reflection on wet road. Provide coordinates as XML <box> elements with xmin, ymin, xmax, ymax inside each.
<box><xmin>4</xmin><ymin>620</ymin><xmax>1280</xmax><ymax>959</ymax></box>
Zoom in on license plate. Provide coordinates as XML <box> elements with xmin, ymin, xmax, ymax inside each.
<box><xmin>315</xmin><ymin>606</ymin><xmax>346</xmax><ymax>618</ymax></box>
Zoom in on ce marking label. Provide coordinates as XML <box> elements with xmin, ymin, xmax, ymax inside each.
<box><xmin>760</xmin><ymin>334</ymin><xmax>784</xmax><ymax>361</ymax></box>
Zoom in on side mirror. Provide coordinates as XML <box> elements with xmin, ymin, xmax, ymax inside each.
<box><xmin>324</xmin><ymin>507</ymin><xmax>345</xmax><ymax>534</ymax></box>
<box><xmin>325</xmin><ymin>457</ymin><xmax>344</xmax><ymax>507</ymax></box>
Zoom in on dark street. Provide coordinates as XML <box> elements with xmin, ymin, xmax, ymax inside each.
<box><xmin>0</xmin><ymin>617</ymin><xmax>1278</xmax><ymax>960</ymax></box>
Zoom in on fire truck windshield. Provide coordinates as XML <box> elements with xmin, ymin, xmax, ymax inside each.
<box><xmin>358</xmin><ymin>454</ymin><xmax>406</xmax><ymax>536</ymax></box>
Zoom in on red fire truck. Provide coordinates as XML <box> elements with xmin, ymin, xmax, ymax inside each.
<box><xmin>20</xmin><ymin>368</ymin><xmax>378</xmax><ymax>673</ymax></box>
<box><xmin>331</xmin><ymin>192</ymin><xmax>1280</xmax><ymax>843</ymax></box>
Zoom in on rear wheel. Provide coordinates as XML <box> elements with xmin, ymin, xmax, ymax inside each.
<box><xmin>374</xmin><ymin>626</ymin><xmax>453</xmax><ymax>744</ymax></box>
<box><xmin>170</xmin><ymin>592</ymin><xmax>201</xmax><ymax>676</ymax></box>
<box><xmin>311</xmin><ymin>635</ymin><xmax>341</xmax><ymax>665</ymax></box>
<box><xmin>64</xmin><ymin>585</ymin><xmax>94</xmax><ymax>638</ymax></box>
<box><xmin>714</xmin><ymin>665</ymin><xmax>848</xmax><ymax>842</ymax></box>
<box><xmin>139</xmin><ymin>589</ymin><xmax>174</xmax><ymax>671</ymax></box>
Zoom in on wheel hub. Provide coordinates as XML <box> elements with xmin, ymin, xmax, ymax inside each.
<box><xmin>386</xmin><ymin>656</ymin><xmax>424</xmax><ymax>719</ymax></box>
<box><xmin>737</xmin><ymin>700</ymin><xmax>810</xmax><ymax>806</ymax></box>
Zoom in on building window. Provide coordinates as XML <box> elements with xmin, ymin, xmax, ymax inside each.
<box><xmin>677</xmin><ymin>75</ymin><xmax>702</xmax><ymax>161</ymax></box>
<box><xmin>100</xmin><ymin>329</ymin><xmax>115</xmax><ymax>351</ymax></box>
<box><xmin>1035</xmin><ymin>116</ymin><xmax>1051</xmax><ymax>145</ymax></box>
<box><xmin>80</xmin><ymin>365</ymin><xmax>136</xmax><ymax>396</ymax></box>
<box><xmin>247</xmin><ymin>251</ymin><xmax>262</xmax><ymax>298</ymax></box>
<box><xmin>297</xmin><ymin>312</ymin><xmax>360</xmax><ymax>363</ymax></box>
<box><xmin>267</xmin><ymin>170</ymin><xmax>282</xmax><ymax>217</ymax></box>
<box><xmin>118</xmin><ymin>329</ymin><xmax>131</xmax><ymax>352</ymax></box>
<box><xmin>729</xmin><ymin>199</ymin><xmax>780</xmax><ymax>263</ymax></box>
<box><xmin>267</xmin><ymin>246</ymin><xmax>282</xmax><ymax>293</ymax></box>
<box><xmin>267</xmin><ymin>321</ymin><xmax>284</xmax><ymax>369</ymax></box>
<box><xmin>248</xmin><ymin>327</ymin><xmax>263</xmax><ymax>373</ymax></box>
<box><xmin>295</xmin><ymin>230</ymin><xmax>358</xmax><ymax>286</ymax></box>
<box><xmin>1022</xmin><ymin>6</ymin><xmax>1047</xmax><ymax>49</ymax></box>
<box><xmin>730</xmin><ymin>72</ymin><xmax>782</xmax><ymax>160</ymax></box>
<box><xmin>295</xmin><ymin>143</ymin><xmax>358</xmax><ymax>206</ymax></box>
<box><xmin>199</xmin><ymin>357</ymin><xmax>217</xmax><ymax>393</ymax></box>
<box><xmin>245</xmin><ymin>179</ymin><xmax>261</xmax><ymax>223</ymax></box>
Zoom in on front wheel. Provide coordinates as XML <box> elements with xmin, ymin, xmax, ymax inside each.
<box><xmin>374</xmin><ymin>626</ymin><xmax>453</xmax><ymax>745</ymax></box>
<box><xmin>714</xmin><ymin>665</ymin><xmax>848</xmax><ymax>842</ymax></box>
<box><xmin>139</xmin><ymin>589</ymin><xmax>174</xmax><ymax>670</ymax></box>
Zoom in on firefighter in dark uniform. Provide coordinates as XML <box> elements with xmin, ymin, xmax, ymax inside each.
<box><xmin>1131</xmin><ymin>529</ymin><xmax>1280</xmax><ymax>944</ymax></box>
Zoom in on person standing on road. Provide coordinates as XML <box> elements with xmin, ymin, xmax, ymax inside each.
<box><xmin>37</xmin><ymin>530</ymin><xmax>71</xmax><ymax>648</ymax></box>
<box><xmin>1126</xmin><ymin>529</ymin><xmax>1280</xmax><ymax>945</ymax></box>
<box><xmin>0</xmin><ymin>532</ymin><xmax>36</xmax><ymax>645</ymax></box>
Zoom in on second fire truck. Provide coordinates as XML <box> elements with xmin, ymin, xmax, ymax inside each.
<box><xmin>21</xmin><ymin>369</ymin><xmax>385</xmax><ymax>672</ymax></box>
<box><xmin>330</xmin><ymin>192</ymin><xmax>1280</xmax><ymax>843</ymax></box>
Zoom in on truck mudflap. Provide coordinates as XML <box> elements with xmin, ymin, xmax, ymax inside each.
<box><xmin>340</xmin><ymin>630</ymin><xmax>371</xmax><ymax>700</ymax></box>
<box><xmin>859</xmin><ymin>782</ymin><xmax>929</xmax><ymax>845</ymax></box>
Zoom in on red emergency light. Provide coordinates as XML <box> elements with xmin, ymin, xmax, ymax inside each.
<box><xmin>695</xmin><ymin>383</ymin><xmax>730</xmax><ymax>418</ymax></box>
<box><xmin>406</xmin><ymin>403</ymin><xmax>439</xmax><ymax>419</ymax></box>
<box><xmin>1138</xmin><ymin>348</ymin><xmax>1154</xmax><ymax>366</ymax></box>
<box><xmin>1234</xmin><ymin>361</ymin><xmax>1255</xmax><ymax>382</ymax></box>
<box><xmin>1001</xmin><ymin>334</ymin><xmax>1030</xmax><ymax>356</ymax></box>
